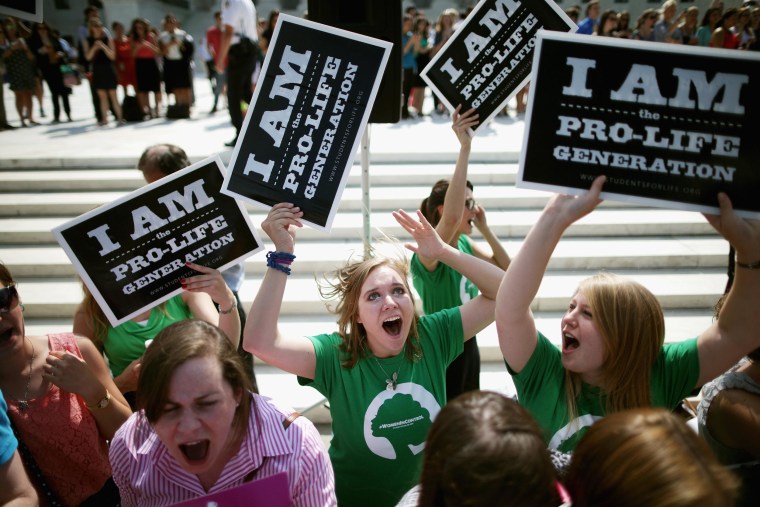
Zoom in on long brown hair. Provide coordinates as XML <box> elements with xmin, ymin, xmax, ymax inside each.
<box><xmin>563</xmin><ymin>273</ymin><xmax>664</xmax><ymax>421</ymax></box>
<box><xmin>420</xmin><ymin>179</ymin><xmax>474</xmax><ymax>227</ymax></box>
<box><xmin>565</xmin><ymin>408</ymin><xmax>739</xmax><ymax>507</ymax></box>
<box><xmin>419</xmin><ymin>391</ymin><xmax>559</xmax><ymax>507</ymax></box>
<box><xmin>319</xmin><ymin>252</ymin><xmax>421</xmax><ymax>369</ymax></box>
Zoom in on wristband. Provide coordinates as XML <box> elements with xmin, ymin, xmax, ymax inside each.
<box><xmin>267</xmin><ymin>251</ymin><xmax>296</xmax><ymax>276</ymax></box>
<box><xmin>736</xmin><ymin>259</ymin><xmax>760</xmax><ymax>270</ymax></box>
<box><xmin>87</xmin><ymin>390</ymin><xmax>111</xmax><ymax>410</ymax></box>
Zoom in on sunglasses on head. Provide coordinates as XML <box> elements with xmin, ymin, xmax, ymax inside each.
<box><xmin>0</xmin><ymin>282</ymin><xmax>19</xmax><ymax>313</ymax></box>
<box><xmin>465</xmin><ymin>198</ymin><xmax>477</xmax><ymax>210</ymax></box>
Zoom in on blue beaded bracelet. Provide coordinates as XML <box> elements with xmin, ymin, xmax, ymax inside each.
<box><xmin>266</xmin><ymin>251</ymin><xmax>296</xmax><ymax>275</ymax></box>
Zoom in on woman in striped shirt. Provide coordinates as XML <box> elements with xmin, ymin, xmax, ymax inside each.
<box><xmin>109</xmin><ymin>320</ymin><xmax>336</xmax><ymax>506</ymax></box>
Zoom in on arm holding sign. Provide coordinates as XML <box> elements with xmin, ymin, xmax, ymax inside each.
<box><xmin>244</xmin><ymin>203</ymin><xmax>317</xmax><ymax>379</ymax></box>
<box><xmin>496</xmin><ymin>176</ymin><xmax>605</xmax><ymax>373</ymax></box>
<box><xmin>181</xmin><ymin>262</ymin><xmax>240</xmax><ymax>349</ymax></box>
<box><xmin>695</xmin><ymin>194</ymin><xmax>760</xmax><ymax>386</ymax></box>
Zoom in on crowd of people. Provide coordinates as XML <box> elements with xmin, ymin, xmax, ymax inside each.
<box><xmin>2</xmin><ymin>1</ymin><xmax>760</xmax><ymax>507</ymax></box>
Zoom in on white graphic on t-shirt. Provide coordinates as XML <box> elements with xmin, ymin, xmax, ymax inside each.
<box><xmin>548</xmin><ymin>414</ymin><xmax>603</xmax><ymax>450</ymax></box>
<box><xmin>364</xmin><ymin>382</ymin><xmax>441</xmax><ymax>459</ymax></box>
<box><xmin>459</xmin><ymin>276</ymin><xmax>473</xmax><ymax>304</ymax></box>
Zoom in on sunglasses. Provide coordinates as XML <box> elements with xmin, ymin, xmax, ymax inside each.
<box><xmin>0</xmin><ymin>282</ymin><xmax>19</xmax><ymax>314</ymax></box>
<box><xmin>465</xmin><ymin>198</ymin><xmax>477</xmax><ymax>210</ymax></box>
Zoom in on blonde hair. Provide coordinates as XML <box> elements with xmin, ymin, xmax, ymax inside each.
<box><xmin>566</xmin><ymin>408</ymin><xmax>739</xmax><ymax>507</ymax></box>
<box><xmin>563</xmin><ymin>273</ymin><xmax>664</xmax><ymax>421</ymax></box>
<box><xmin>319</xmin><ymin>250</ymin><xmax>421</xmax><ymax>369</ymax></box>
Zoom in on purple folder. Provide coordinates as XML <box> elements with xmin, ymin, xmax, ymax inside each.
<box><xmin>168</xmin><ymin>472</ymin><xmax>291</xmax><ymax>507</ymax></box>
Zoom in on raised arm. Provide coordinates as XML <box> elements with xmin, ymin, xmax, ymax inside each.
<box><xmin>243</xmin><ymin>203</ymin><xmax>317</xmax><ymax>379</ymax></box>
<box><xmin>417</xmin><ymin>106</ymin><xmax>479</xmax><ymax>271</ymax></box>
<box><xmin>496</xmin><ymin>176</ymin><xmax>605</xmax><ymax>373</ymax></box>
<box><xmin>181</xmin><ymin>262</ymin><xmax>240</xmax><ymax>348</ymax></box>
<box><xmin>393</xmin><ymin>209</ymin><xmax>504</xmax><ymax>338</ymax></box>
<box><xmin>696</xmin><ymin>193</ymin><xmax>760</xmax><ymax>386</ymax></box>
<box><xmin>470</xmin><ymin>204</ymin><xmax>511</xmax><ymax>269</ymax></box>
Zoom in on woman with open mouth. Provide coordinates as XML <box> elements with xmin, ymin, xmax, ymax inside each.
<box><xmin>244</xmin><ymin>204</ymin><xmax>504</xmax><ymax>507</ymax></box>
<box><xmin>109</xmin><ymin>319</ymin><xmax>335</xmax><ymax>506</ymax></box>
<box><xmin>0</xmin><ymin>263</ymin><xmax>131</xmax><ymax>505</ymax></box>
<box><xmin>413</xmin><ymin>106</ymin><xmax>511</xmax><ymax>403</ymax></box>
<box><xmin>496</xmin><ymin>175</ymin><xmax>760</xmax><ymax>454</ymax></box>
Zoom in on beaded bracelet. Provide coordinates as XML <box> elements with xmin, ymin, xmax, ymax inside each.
<box><xmin>737</xmin><ymin>259</ymin><xmax>760</xmax><ymax>270</ymax></box>
<box><xmin>267</xmin><ymin>251</ymin><xmax>296</xmax><ymax>275</ymax></box>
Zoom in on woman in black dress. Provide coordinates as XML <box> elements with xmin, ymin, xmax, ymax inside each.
<box><xmin>27</xmin><ymin>22</ymin><xmax>72</xmax><ymax>123</ymax></box>
<box><xmin>86</xmin><ymin>18</ymin><xmax>123</xmax><ymax>126</ymax></box>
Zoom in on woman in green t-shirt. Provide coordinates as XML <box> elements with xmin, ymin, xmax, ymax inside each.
<box><xmin>244</xmin><ymin>204</ymin><xmax>504</xmax><ymax>507</ymax></box>
<box><xmin>496</xmin><ymin>176</ymin><xmax>760</xmax><ymax>452</ymax></box>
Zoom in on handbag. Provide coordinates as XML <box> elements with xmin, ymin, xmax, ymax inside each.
<box><xmin>60</xmin><ymin>63</ymin><xmax>80</xmax><ymax>87</ymax></box>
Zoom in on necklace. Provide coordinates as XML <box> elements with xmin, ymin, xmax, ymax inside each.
<box><xmin>18</xmin><ymin>337</ymin><xmax>35</xmax><ymax>412</ymax></box>
<box><xmin>373</xmin><ymin>356</ymin><xmax>399</xmax><ymax>391</ymax></box>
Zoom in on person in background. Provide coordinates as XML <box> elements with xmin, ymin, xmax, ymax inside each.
<box><xmin>594</xmin><ymin>10</ymin><xmax>619</xmax><ymax>36</ymax></box>
<box><xmin>78</xmin><ymin>6</ymin><xmax>109</xmax><ymax>123</ymax></box>
<box><xmin>565</xmin><ymin>408</ymin><xmax>739</xmax><ymax>507</ymax></box>
<box><xmin>576</xmin><ymin>1</ymin><xmax>600</xmax><ymax>35</ymax></box>
<box><xmin>86</xmin><ymin>18</ymin><xmax>124</xmax><ymax>126</ymax></box>
<box><xmin>613</xmin><ymin>11</ymin><xmax>632</xmax><ymax>38</ymax></box>
<box><xmin>696</xmin><ymin>7</ymin><xmax>722</xmax><ymax>46</ymax></box>
<box><xmin>1</xmin><ymin>18</ymin><xmax>37</xmax><ymax>127</ymax></box>
<box><xmin>112</xmin><ymin>21</ymin><xmax>136</xmax><ymax>98</ymax></box>
<box><xmin>733</xmin><ymin>7</ymin><xmax>757</xmax><ymax>48</ymax></box>
<box><xmin>395</xmin><ymin>390</ymin><xmax>564</xmax><ymax>507</ymax></box>
<box><xmin>217</xmin><ymin>0</ymin><xmax>258</xmax><ymax>147</ymax></box>
<box><xmin>160</xmin><ymin>14</ymin><xmax>193</xmax><ymax>111</ymax></box>
<box><xmin>130</xmin><ymin>18</ymin><xmax>162</xmax><ymax>119</ymax></box>
<box><xmin>109</xmin><ymin>320</ymin><xmax>336</xmax><ymax>506</ymax></box>
<box><xmin>410</xmin><ymin>15</ymin><xmax>431</xmax><ymax>116</ymax></box>
<box><xmin>27</xmin><ymin>21</ymin><xmax>72</xmax><ymax>123</ymax></box>
<box><xmin>711</xmin><ymin>8</ymin><xmax>741</xmax><ymax>48</ymax></box>
<box><xmin>495</xmin><ymin>176</ymin><xmax>760</xmax><ymax>453</ymax></box>
<box><xmin>0</xmin><ymin>263</ymin><xmax>131</xmax><ymax>505</ymax></box>
<box><xmin>0</xmin><ymin>25</ymin><xmax>12</xmax><ymax>131</ymax></box>
<box><xmin>414</xmin><ymin>107</ymin><xmax>510</xmax><ymax>402</ymax></box>
<box><xmin>565</xmin><ymin>5</ymin><xmax>581</xmax><ymax>25</ymax></box>
<box><xmin>632</xmin><ymin>9</ymin><xmax>658</xmax><ymax>42</ymax></box>
<box><xmin>205</xmin><ymin>11</ymin><xmax>225</xmax><ymax>114</ymax></box>
<box><xmin>678</xmin><ymin>6</ymin><xmax>700</xmax><ymax>44</ymax></box>
<box><xmin>401</xmin><ymin>14</ymin><xmax>420</xmax><ymax>120</ymax></box>
<box><xmin>654</xmin><ymin>0</ymin><xmax>684</xmax><ymax>43</ymax></box>
<box><xmin>0</xmin><ymin>389</ymin><xmax>38</xmax><ymax>506</ymax></box>
<box><xmin>429</xmin><ymin>8</ymin><xmax>458</xmax><ymax>115</ymax></box>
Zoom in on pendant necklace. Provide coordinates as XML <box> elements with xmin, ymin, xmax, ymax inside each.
<box><xmin>18</xmin><ymin>337</ymin><xmax>35</xmax><ymax>412</ymax></box>
<box><xmin>373</xmin><ymin>356</ymin><xmax>399</xmax><ymax>391</ymax></box>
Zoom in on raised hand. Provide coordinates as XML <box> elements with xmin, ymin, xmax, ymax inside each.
<box><xmin>451</xmin><ymin>104</ymin><xmax>479</xmax><ymax>149</ymax></box>
<box><xmin>393</xmin><ymin>209</ymin><xmax>447</xmax><ymax>260</ymax></box>
<box><xmin>545</xmin><ymin>175</ymin><xmax>606</xmax><ymax>228</ymax></box>
<box><xmin>703</xmin><ymin>193</ymin><xmax>760</xmax><ymax>262</ymax></box>
<box><xmin>261</xmin><ymin>202</ymin><xmax>303</xmax><ymax>253</ymax></box>
<box><xmin>182</xmin><ymin>262</ymin><xmax>234</xmax><ymax>307</ymax></box>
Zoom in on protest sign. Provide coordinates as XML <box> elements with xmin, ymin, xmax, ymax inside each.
<box><xmin>420</xmin><ymin>0</ymin><xmax>574</xmax><ymax>131</ymax></box>
<box><xmin>168</xmin><ymin>472</ymin><xmax>290</xmax><ymax>507</ymax></box>
<box><xmin>519</xmin><ymin>31</ymin><xmax>760</xmax><ymax>219</ymax></box>
<box><xmin>0</xmin><ymin>0</ymin><xmax>42</xmax><ymax>23</ymax></box>
<box><xmin>222</xmin><ymin>14</ymin><xmax>391</xmax><ymax>231</ymax></box>
<box><xmin>53</xmin><ymin>156</ymin><xmax>263</xmax><ymax>327</ymax></box>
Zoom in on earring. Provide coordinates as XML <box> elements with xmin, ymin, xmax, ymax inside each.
<box><xmin>20</xmin><ymin>303</ymin><xmax>25</xmax><ymax>312</ymax></box>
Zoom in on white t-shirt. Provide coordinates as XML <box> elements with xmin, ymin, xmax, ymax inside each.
<box><xmin>221</xmin><ymin>0</ymin><xmax>258</xmax><ymax>45</ymax></box>
<box><xmin>160</xmin><ymin>30</ymin><xmax>187</xmax><ymax>60</ymax></box>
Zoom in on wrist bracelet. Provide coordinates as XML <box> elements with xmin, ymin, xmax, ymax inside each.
<box><xmin>736</xmin><ymin>259</ymin><xmax>760</xmax><ymax>270</ymax></box>
<box><xmin>267</xmin><ymin>251</ymin><xmax>296</xmax><ymax>276</ymax></box>
<box><xmin>219</xmin><ymin>299</ymin><xmax>236</xmax><ymax>314</ymax></box>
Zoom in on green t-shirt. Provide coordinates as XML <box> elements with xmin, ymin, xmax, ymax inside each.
<box><xmin>298</xmin><ymin>307</ymin><xmax>464</xmax><ymax>507</ymax></box>
<box><xmin>510</xmin><ymin>332</ymin><xmax>700</xmax><ymax>452</ymax></box>
<box><xmin>104</xmin><ymin>295</ymin><xmax>193</xmax><ymax>377</ymax></box>
<box><xmin>410</xmin><ymin>235</ymin><xmax>478</xmax><ymax>316</ymax></box>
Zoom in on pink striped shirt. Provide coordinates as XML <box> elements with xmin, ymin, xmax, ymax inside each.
<box><xmin>109</xmin><ymin>393</ymin><xmax>335</xmax><ymax>507</ymax></box>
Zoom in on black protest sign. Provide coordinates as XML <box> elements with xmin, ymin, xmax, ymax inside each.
<box><xmin>421</xmin><ymin>0</ymin><xmax>574</xmax><ymax>130</ymax></box>
<box><xmin>0</xmin><ymin>0</ymin><xmax>42</xmax><ymax>22</ymax></box>
<box><xmin>519</xmin><ymin>32</ymin><xmax>760</xmax><ymax>218</ymax></box>
<box><xmin>222</xmin><ymin>15</ymin><xmax>391</xmax><ymax>231</ymax></box>
<box><xmin>53</xmin><ymin>156</ymin><xmax>263</xmax><ymax>326</ymax></box>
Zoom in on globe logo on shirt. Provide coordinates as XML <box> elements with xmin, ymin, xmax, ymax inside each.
<box><xmin>363</xmin><ymin>383</ymin><xmax>441</xmax><ymax>459</ymax></box>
